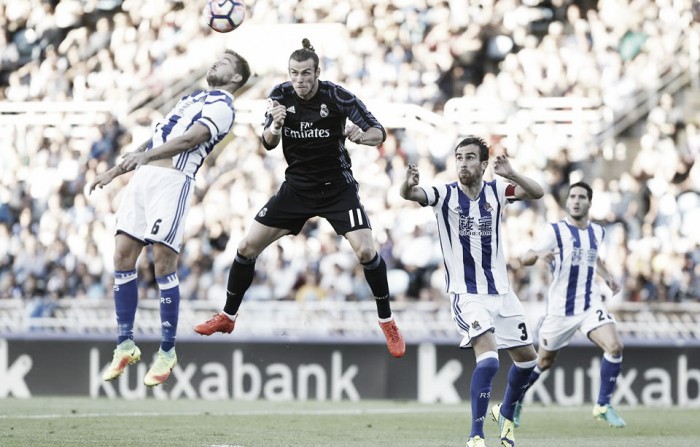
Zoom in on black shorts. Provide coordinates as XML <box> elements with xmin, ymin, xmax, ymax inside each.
<box><xmin>254</xmin><ymin>181</ymin><xmax>372</xmax><ymax>235</ymax></box>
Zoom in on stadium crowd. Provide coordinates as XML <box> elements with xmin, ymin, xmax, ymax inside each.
<box><xmin>0</xmin><ymin>0</ymin><xmax>698</xmax><ymax>322</ymax></box>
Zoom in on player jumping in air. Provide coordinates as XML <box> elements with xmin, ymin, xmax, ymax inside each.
<box><xmin>194</xmin><ymin>39</ymin><xmax>405</xmax><ymax>358</ymax></box>
<box><xmin>89</xmin><ymin>50</ymin><xmax>251</xmax><ymax>387</ymax></box>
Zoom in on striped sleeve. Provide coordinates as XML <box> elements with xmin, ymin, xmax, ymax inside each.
<box><xmin>198</xmin><ymin>90</ymin><xmax>235</xmax><ymax>142</ymax></box>
<box><xmin>420</xmin><ymin>184</ymin><xmax>443</xmax><ymax>208</ymax></box>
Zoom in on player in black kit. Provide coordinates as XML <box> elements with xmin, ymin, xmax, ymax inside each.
<box><xmin>195</xmin><ymin>38</ymin><xmax>405</xmax><ymax>358</ymax></box>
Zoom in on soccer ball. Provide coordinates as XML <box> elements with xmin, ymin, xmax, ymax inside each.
<box><xmin>205</xmin><ymin>0</ymin><xmax>246</xmax><ymax>33</ymax></box>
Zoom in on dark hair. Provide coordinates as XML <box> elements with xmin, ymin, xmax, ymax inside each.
<box><xmin>289</xmin><ymin>38</ymin><xmax>319</xmax><ymax>71</ymax></box>
<box><xmin>455</xmin><ymin>136</ymin><xmax>490</xmax><ymax>161</ymax></box>
<box><xmin>568</xmin><ymin>181</ymin><xmax>593</xmax><ymax>200</ymax></box>
<box><xmin>225</xmin><ymin>49</ymin><xmax>252</xmax><ymax>86</ymax></box>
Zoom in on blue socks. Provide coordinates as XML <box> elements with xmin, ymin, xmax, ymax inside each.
<box><xmin>157</xmin><ymin>273</ymin><xmax>180</xmax><ymax>352</ymax></box>
<box><xmin>470</xmin><ymin>352</ymin><xmax>499</xmax><ymax>438</ymax></box>
<box><xmin>501</xmin><ymin>359</ymin><xmax>538</xmax><ymax>420</ymax></box>
<box><xmin>113</xmin><ymin>269</ymin><xmax>180</xmax><ymax>353</ymax></box>
<box><xmin>114</xmin><ymin>270</ymin><xmax>138</xmax><ymax>344</ymax></box>
<box><xmin>598</xmin><ymin>353</ymin><xmax>623</xmax><ymax>406</ymax></box>
<box><xmin>514</xmin><ymin>353</ymin><xmax>622</xmax><ymax>408</ymax></box>
<box><xmin>519</xmin><ymin>364</ymin><xmax>542</xmax><ymax>402</ymax></box>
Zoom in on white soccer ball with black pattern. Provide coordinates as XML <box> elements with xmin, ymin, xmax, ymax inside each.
<box><xmin>206</xmin><ymin>0</ymin><xmax>246</xmax><ymax>33</ymax></box>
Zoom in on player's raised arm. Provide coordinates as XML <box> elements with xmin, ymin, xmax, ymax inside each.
<box><xmin>399</xmin><ymin>163</ymin><xmax>428</xmax><ymax>205</ymax></box>
<box><xmin>262</xmin><ymin>99</ymin><xmax>286</xmax><ymax>148</ymax></box>
<box><xmin>492</xmin><ymin>154</ymin><xmax>544</xmax><ymax>200</ymax></box>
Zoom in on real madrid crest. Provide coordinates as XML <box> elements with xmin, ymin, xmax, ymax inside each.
<box><xmin>320</xmin><ymin>103</ymin><xmax>329</xmax><ymax>118</ymax></box>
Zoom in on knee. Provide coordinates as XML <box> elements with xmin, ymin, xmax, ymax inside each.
<box><xmin>152</xmin><ymin>248</ymin><xmax>178</xmax><ymax>277</ymax></box>
<box><xmin>237</xmin><ymin>238</ymin><xmax>259</xmax><ymax>259</ymax></box>
<box><xmin>608</xmin><ymin>341</ymin><xmax>624</xmax><ymax>357</ymax></box>
<box><xmin>113</xmin><ymin>248</ymin><xmax>137</xmax><ymax>271</ymax></box>
<box><xmin>355</xmin><ymin>246</ymin><xmax>376</xmax><ymax>264</ymax></box>
<box><xmin>113</xmin><ymin>235</ymin><xmax>143</xmax><ymax>270</ymax></box>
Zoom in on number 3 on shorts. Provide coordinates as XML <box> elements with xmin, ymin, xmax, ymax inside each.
<box><xmin>518</xmin><ymin>322</ymin><xmax>528</xmax><ymax>341</ymax></box>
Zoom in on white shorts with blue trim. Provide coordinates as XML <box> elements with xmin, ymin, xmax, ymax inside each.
<box><xmin>115</xmin><ymin>165</ymin><xmax>193</xmax><ymax>253</ymax></box>
<box><xmin>450</xmin><ymin>290</ymin><xmax>533</xmax><ymax>349</ymax></box>
<box><xmin>537</xmin><ymin>303</ymin><xmax>617</xmax><ymax>351</ymax></box>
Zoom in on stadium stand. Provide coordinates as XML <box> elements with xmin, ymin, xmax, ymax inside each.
<box><xmin>1</xmin><ymin>0</ymin><xmax>698</xmax><ymax>341</ymax></box>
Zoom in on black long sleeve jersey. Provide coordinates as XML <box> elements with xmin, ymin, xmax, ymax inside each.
<box><xmin>262</xmin><ymin>80</ymin><xmax>386</xmax><ymax>197</ymax></box>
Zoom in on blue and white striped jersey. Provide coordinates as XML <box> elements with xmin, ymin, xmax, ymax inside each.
<box><xmin>420</xmin><ymin>179</ymin><xmax>518</xmax><ymax>295</ymax></box>
<box><xmin>149</xmin><ymin>89</ymin><xmax>236</xmax><ymax>178</ymax></box>
<box><xmin>532</xmin><ymin>219</ymin><xmax>606</xmax><ymax>316</ymax></box>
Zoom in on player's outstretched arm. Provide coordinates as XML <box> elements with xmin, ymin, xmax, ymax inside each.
<box><xmin>87</xmin><ymin>138</ymin><xmax>151</xmax><ymax>194</ymax></box>
<box><xmin>120</xmin><ymin>123</ymin><xmax>210</xmax><ymax>171</ymax></box>
<box><xmin>399</xmin><ymin>163</ymin><xmax>428</xmax><ymax>205</ymax></box>
<box><xmin>88</xmin><ymin>165</ymin><xmax>124</xmax><ymax>194</ymax></box>
<box><xmin>520</xmin><ymin>249</ymin><xmax>540</xmax><ymax>267</ymax></box>
<box><xmin>521</xmin><ymin>249</ymin><xmax>555</xmax><ymax>267</ymax></box>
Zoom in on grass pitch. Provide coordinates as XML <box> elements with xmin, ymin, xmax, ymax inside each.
<box><xmin>1</xmin><ymin>398</ymin><xmax>698</xmax><ymax>447</ymax></box>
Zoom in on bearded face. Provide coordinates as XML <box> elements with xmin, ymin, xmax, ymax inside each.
<box><xmin>455</xmin><ymin>145</ymin><xmax>486</xmax><ymax>187</ymax></box>
<box><xmin>206</xmin><ymin>53</ymin><xmax>237</xmax><ymax>88</ymax></box>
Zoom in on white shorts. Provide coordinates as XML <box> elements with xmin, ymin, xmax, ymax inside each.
<box><xmin>537</xmin><ymin>303</ymin><xmax>617</xmax><ymax>351</ymax></box>
<box><xmin>450</xmin><ymin>290</ymin><xmax>533</xmax><ymax>349</ymax></box>
<box><xmin>115</xmin><ymin>165</ymin><xmax>194</xmax><ymax>253</ymax></box>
